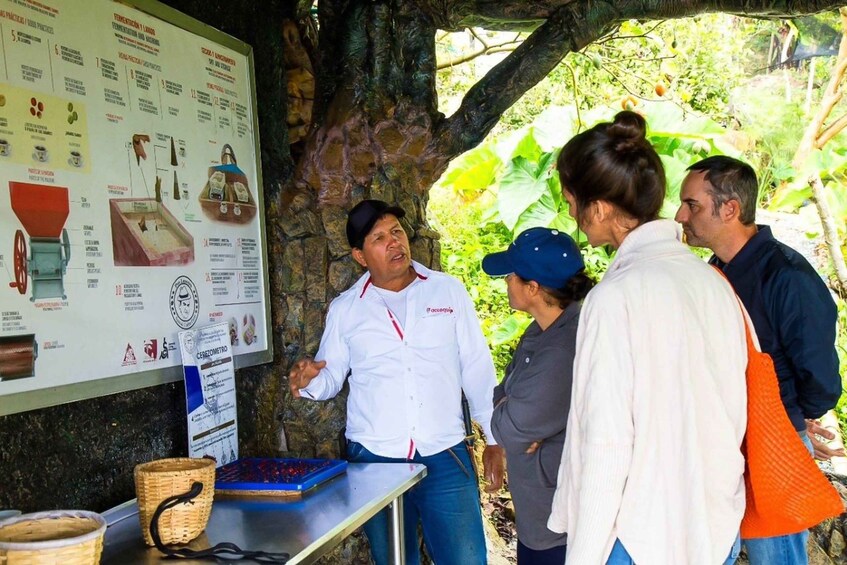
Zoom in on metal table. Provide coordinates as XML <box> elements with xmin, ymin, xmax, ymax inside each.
<box><xmin>101</xmin><ymin>462</ymin><xmax>427</xmax><ymax>564</ymax></box>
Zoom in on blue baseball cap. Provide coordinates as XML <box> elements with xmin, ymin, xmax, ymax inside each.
<box><xmin>482</xmin><ymin>227</ymin><xmax>584</xmax><ymax>289</ymax></box>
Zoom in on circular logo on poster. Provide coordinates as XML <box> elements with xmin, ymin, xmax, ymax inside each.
<box><xmin>169</xmin><ymin>276</ymin><xmax>199</xmax><ymax>329</ymax></box>
<box><xmin>181</xmin><ymin>330</ymin><xmax>196</xmax><ymax>356</ymax></box>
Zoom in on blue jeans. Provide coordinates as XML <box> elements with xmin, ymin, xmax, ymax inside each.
<box><xmin>347</xmin><ymin>441</ymin><xmax>487</xmax><ymax>565</ymax></box>
<box><xmin>743</xmin><ymin>431</ymin><xmax>814</xmax><ymax>565</ymax></box>
<box><xmin>607</xmin><ymin>535</ymin><xmax>741</xmax><ymax>564</ymax></box>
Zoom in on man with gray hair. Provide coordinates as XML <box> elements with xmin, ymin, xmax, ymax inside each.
<box><xmin>675</xmin><ymin>155</ymin><xmax>842</xmax><ymax>565</ymax></box>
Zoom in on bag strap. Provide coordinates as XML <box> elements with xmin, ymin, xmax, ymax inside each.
<box><xmin>711</xmin><ymin>265</ymin><xmax>761</xmax><ymax>353</ymax></box>
<box><xmin>149</xmin><ymin>482</ymin><xmax>290</xmax><ymax>563</ymax></box>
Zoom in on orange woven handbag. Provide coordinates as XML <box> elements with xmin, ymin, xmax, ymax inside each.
<box><xmin>731</xmin><ymin>296</ymin><xmax>843</xmax><ymax>538</ymax></box>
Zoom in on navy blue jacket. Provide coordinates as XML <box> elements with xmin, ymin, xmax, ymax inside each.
<box><xmin>710</xmin><ymin>225</ymin><xmax>841</xmax><ymax>431</ymax></box>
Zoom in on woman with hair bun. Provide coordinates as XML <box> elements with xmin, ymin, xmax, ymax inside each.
<box><xmin>547</xmin><ymin>112</ymin><xmax>748</xmax><ymax>565</ymax></box>
<box><xmin>483</xmin><ymin>227</ymin><xmax>594</xmax><ymax>565</ymax></box>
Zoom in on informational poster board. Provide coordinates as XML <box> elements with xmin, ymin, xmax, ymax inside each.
<box><xmin>179</xmin><ymin>322</ymin><xmax>238</xmax><ymax>465</ymax></box>
<box><xmin>0</xmin><ymin>0</ymin><xmax>271</xmax><ymax>415</ymax></box>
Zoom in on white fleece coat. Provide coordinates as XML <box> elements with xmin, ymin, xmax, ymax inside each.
<box><xmin>548</xmin><ymin>220</ymin><xmax>747</xmax><ymax>564</ymax></box>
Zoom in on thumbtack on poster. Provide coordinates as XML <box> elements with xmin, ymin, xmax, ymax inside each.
<box><xmin>179</xmin><ymin>322</ymin><xmax>238</xmax><ymax>466</ymax></box>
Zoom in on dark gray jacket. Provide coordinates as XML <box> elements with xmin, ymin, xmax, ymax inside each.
<box><xmin>491</xmin><ymin>302</ymin><xmax>579</xmax><ymax>550</ymax></box>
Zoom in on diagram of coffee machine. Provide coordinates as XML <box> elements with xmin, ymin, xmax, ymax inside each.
<box><xmin>8</xmin><ymin>182</ymin><xmax>71</xmax><ymax>301</ymax></box>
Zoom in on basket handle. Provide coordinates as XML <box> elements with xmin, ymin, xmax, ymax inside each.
<box><xmin>149</xmin><ymin>482</ymin><xmax>290</xmax><ymax>563</ymax></box>
<box><xmin>221</xmin><ymin>144</ymin><xmax>237</xmax><ymax>165</ymax></box>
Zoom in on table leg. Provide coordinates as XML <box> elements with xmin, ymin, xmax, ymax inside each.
<box><xmin>387</xmin><ymin>495</ymin><xmax>405</xmax><ymax>565</ymax></box>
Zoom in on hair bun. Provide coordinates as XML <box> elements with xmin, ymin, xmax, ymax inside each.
<box><xmin>608</xmin><ymin>110</ymin><xmax>647</xmax><ymax>148</ymax></box>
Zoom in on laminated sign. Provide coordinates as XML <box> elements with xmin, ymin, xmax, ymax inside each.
<box><xmin>179</xmin><ymin>322</ymin><xmax>238</xmax><ymax>466</ymax></box>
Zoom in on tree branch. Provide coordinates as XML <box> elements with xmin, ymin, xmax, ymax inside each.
<box><xmin>427</xmin><ymin>0</ymin><xmax>847</xmax><ymax>31</ymax></box>
<box><xmin>792</xmin><ymin>7</ymin><xmax>847</xmax><ymax>171</ymax></box>
<box><xmin>809</xmin><ymin>173</ymin><xmax>847</xmax><ymax>293</ymax></box>
<box><xmin>592</xmin><ymin>20</ymin><xmax>666</xmax><ymax>44</ymax></box>
<box><xmin>437</xmin><ymin>38</ymin><xmax>525</xmax><ymax>69</ymax></box>
<box><xmin>429</xmin><ymin>0</ymin><xmax>846</xmax><ymax>162</ymax></box>
<box><xmin>469</xmin><ymin>28</ymin><xmax>490</xmax><ymax>49</ymax></box>
<box><xmin>430</xmin><ymin>3</ymin><xmax>615</xmax><ymax>160</ymax></box>
<box><xmin>816</xmin><ymin>112</ymin><xmax>847</xmax><ymax>148</ymax></box>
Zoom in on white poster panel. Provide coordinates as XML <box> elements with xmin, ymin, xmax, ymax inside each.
<box><xmin>0</xmin><ymin>0</ymin><xmax>270</xmax><ymax>414</ymax></box>
<box><xmin>179</xmin><ymin>322</ymin><xmax>237</xmax><ymax>465</ymax></box>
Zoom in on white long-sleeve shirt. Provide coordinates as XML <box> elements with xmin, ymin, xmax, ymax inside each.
<box><xmin>301</xmin><ymin>261</ymin><xmax>497</xmax><ymax>458</ymax></box>
<box><xmin>548</xmin><ymin>220</ymin><xmax>748</xmax><ymax>564</ymax></box>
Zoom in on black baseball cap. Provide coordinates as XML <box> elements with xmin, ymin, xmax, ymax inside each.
<box><xmin>346</xmin><ymin>199</ymin><xmax>406</xmax><ymax>249</ymax></box>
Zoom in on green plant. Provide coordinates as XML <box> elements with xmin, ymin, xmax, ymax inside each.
<box><xmin>430</xmin><ymin>101</ymin><xmax>733</xmax><ymax>379</ymax></box>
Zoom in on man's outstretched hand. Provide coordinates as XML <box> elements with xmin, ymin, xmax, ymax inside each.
<box><xmin>288</xmin><ymin>358</ymin><xmax>326</xmax><ymax>398</ymax></box>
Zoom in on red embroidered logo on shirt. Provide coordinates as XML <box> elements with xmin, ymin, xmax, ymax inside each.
<box><xmin>426</xmin><ymin>307</ymin><xmax>454</xmax><ymax>314</ymax></box>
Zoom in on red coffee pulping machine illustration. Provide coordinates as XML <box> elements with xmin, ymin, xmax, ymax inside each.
<box><xmin>8</xmin><ymin>182</ymin><xmax>71</xmax><ymax>301</ymax></box>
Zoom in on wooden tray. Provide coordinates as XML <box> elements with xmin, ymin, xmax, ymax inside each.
<box><xmin>214</xmin><ymin>458</ymin><xmax>348</xmax><ymax>498</ymax></box>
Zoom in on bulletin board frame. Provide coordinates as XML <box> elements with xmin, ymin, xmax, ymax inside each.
<box><xmin>0</xmin><ymin>0</ymin><xmax>272</xmax><ymax>415</ymax></box>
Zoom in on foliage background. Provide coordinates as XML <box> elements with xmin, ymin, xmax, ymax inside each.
<box><xmin>431</xmin><ymin>13</ymin><xmax>847</xmax><ymax>431</ymax></box>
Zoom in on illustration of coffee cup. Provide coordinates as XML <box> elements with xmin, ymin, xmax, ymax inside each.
<box><xmin>0</xmin><ymin>139</ymin><xmax>9</xmax><ymax>156</ymax></box>
<box><xmin>33</xmin><ymin>145</ymin><xmax>48</xmax><ymax>162</ymax></box>
<box><xmin>69</xmin><ymin>150</ymin><xmax>83</xmax><ymax>167</ymax></box>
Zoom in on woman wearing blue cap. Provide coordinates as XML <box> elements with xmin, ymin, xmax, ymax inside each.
<box><xmin>483</xmin><ymin>227</ymin><xmax>594</xmax><ymax>565</ymax></box>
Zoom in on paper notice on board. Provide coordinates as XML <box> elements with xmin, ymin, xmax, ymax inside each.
<box><xmin>179</xmin><ymin>322</ymin><xmax>238</xmax><ymax>466</ymax></box>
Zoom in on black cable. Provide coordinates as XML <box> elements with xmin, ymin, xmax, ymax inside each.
<box><xmin>149</xmin><ymin>481</ymin><xmax>290</xmax><ymax>563</ymax></box>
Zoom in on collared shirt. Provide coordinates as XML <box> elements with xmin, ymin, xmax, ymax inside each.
<box><xmin>711</xmin><ymin>225</ymin><xmax>841</xmax><ymax>430</ymax></box>
<box><xmin>301</xmin><ymin>261</ymin><xmax>497</xmax><ymax>458</ymax></box>
<box><xmin>549</xmin><ymin>220</ymin><xmax>747</xmax><ymax>565</ymax></box>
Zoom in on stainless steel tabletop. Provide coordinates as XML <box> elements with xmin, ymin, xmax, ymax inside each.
<box><xmin>101</xmin><ymin>462</ymin><xmax>427</xmax><ymax>564</ymax></box>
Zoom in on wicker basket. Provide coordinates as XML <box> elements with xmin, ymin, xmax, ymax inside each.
<box><xmin>0</xmin><ymin>510</ymin><xmax>106</xmax><ymax>564</ymax></box>
<box><xmin>133</xmin><ymin>457</ymin><xmax>215</xmax><ymax>546</ymax></box>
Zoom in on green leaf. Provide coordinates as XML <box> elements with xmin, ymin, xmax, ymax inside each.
<box><xmin>513</xmin><ymin>191</ymin><xmax>558</xmax><ymax>235</ymax></box>
<box><xmin>768</xmin><ymin>182</ymin><xmax>812</xmax><ymax>211</ymax></box>
<box><xmin>549</xmin><ymin>211</ymin><xmax>578</xmax><ymax>234</ymax></box>
<box><xmin>661</xmin><ymin>154</ymin><xmax>689</xmax><ymax>207</ymax></box>
<box><xmin>510</xmin><ymin>128</ymin><xmax>543</xmax><ymax>162</ymax></box>
<box><xmin>497</xmin><ymin>156</ymin><xmax>551</xmax><ymax>230</ymax></box>
<box><xmin>642</xmin><ymin>101</ymin><xmax>725</xmax><ymax>138</ymax></box>
<box><xmin>439</xmin><ymin>146</ymin><xmax>502</xmax><ymax>199</ymax></box>
<box><xmin>490</xmin><ymin>314</ymin><xmax>531</xmax><ymax>347</ymax></box>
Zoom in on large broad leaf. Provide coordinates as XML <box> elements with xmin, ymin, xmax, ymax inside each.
<box><xmin>642</xmin><ymin>101</ymin><xmax>725</xmax><ymax>138</ymax></box>
<box><xmin>498</xmin><ymin>156</ymin><xmax>553</xmax><ymax>231</ymax></box>
<box><xmin>549</xmin><ymin>211</ymin><xmax>578</xmax><ymax>234</ymax></box>
<box><xmin>547</xmin><ymin>169</ymin><xmax>563</xmax><ymax>209</ymax></box>
<box><xmin>490</xmin><ymin>313</ymin><xmax>531</xmax><ymax>347</ymax></box>
<box><xmin>769</xmin><ymin>149</ymin><xmax>847</xmax><ymax>213</ymax></box>
<box><xmin>825</xmin><ymin>179</ymin><xmax>847</xmax><ymax>232</ymax></box>
<box><xmin>510</xmin><ymin>127</ymin><xmax>544</xmax><ymax>163</ymax></box>
<box><xmin>769</xmin><ymin>181</ymin><xmax>813</xmax><ymax>211</ymax></box>
<box><xmin>814</xmin><ymin>145</ymin><xmax>847</xmax><ymax>178</ymax></box>
<box><xmin>660</xmin><ymin>154</ymin><xmax>689</xmax><ymax>208</ymax></box>
<box><xmin>531</xmin><ymin>106</ymin><xmax>580</xmax><ymax>150</ymax></box>
<box><xmin>711</xmin><ymin>136</ymin><xmax>743</xmax><ymax>158</ymax></box>
<box><xmin>513</xmin><ymin>190</ymin><xmax>559</xmax><ymax>235</ymax></box>
<box><xmin>439</xmin><ymin>146</ymin><xmax>502</xmax><ymax>199</ymax></box>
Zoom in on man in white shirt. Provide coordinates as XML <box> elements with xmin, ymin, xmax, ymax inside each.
<box><xmin>289</xmin><ymin>199</ymin><xmax>504</xmax><ymax>565</ymax></box>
